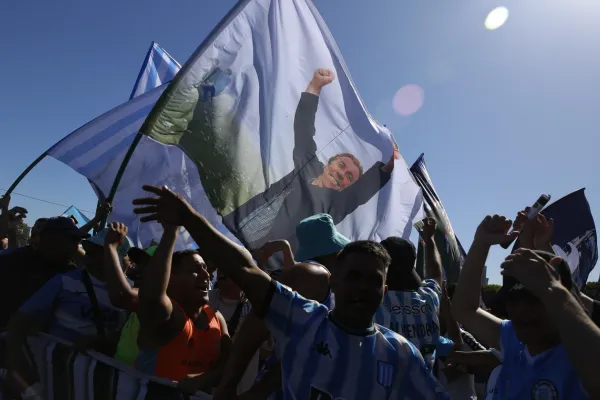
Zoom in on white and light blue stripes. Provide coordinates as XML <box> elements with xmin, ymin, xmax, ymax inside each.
<box><xmin>47</xmin><ymin>42</ymin><xmax>180</xmax><ymax>198</ymax></box>
<box><xmin>130</xmin><ymin>42</ymin><xmax>181</xmax><ymax>100</ymax></box>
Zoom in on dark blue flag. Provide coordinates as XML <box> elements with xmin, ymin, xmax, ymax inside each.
<box><xmin>410</xmin><ymin>154</ymin><xmax>465</xmax><ymax>283</ymax></box>
<box><xmin>514</xmin><ymin>188</ymin><xmax>597</xmax><ymax>288</ymax></box>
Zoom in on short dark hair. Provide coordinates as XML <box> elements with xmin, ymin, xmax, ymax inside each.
<box><xmin>328</xmin><ymin>153</ymin><xmax>364</xmax><ymax>177</ymax></box>
<box><xmin>380</xmin><ymin>236</ymin><xmax>419</xmax><ymax>289</ymax></box>
<box><xmin>172</xmin><ymin>249</ymin><xmax>200</xmax><ymax>273</ymax></box>
<box><xmin>337</xmin><ymin>240</ymin><xmax>391</xmax><ymax>271</ymax></box>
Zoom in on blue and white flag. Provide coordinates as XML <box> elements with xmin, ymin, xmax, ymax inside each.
<box><xmin>61</xmin><ymin>205</ymin><xmax>91</xmax><ymax>228</ymax></box>
<box><xmin>130</xmin><ymin>42</ymin><xmax>181</xmax><ymax>100</ymax></box>
<box><xmin>47</xmin><ymin>42</ymin><xmax>180</xmax><ymax>200</ymax></box>
<box><xmin>139</xmin><ymin>0</ymin><xmax>423</xmax><ymax>251</ymax></box>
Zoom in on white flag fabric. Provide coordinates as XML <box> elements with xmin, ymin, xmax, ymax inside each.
<box><xmin>138</xmin><ymin>0</ymin><xmax>423</xmax><ymax>251</ymax></box>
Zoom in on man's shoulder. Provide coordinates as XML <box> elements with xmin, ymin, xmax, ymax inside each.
<box><xmin>375</xmin><ymin>323</ymin><xmax>414</xmax><ymax>348</ymax></box>
<box><xmin>0</xmin><ymin>246</ymin><xmax>36</xmax><ymax>263</ymax></box>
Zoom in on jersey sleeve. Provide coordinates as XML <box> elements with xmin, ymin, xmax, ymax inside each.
<box><xmin>19</xmin><ymin>274</ymin><xmax>63</xmax><ymax>324</ymax></box>
<box><xmin>420</xmin><ymin>279</ymin><xmax>441</xmax><ymax>309</ymax></box>
<box><xmin>499</xmin><ymin>319</ymin><xmax>520</xmax><ymax>356</ymax></box>
<box><xmin>435</xmin><ymin>336</ymin><xmax>454</xmax><ymax>358</ymax></box>
<box><xmin>392</xmin><ymin>341</ymin><xmax>451</xmax><ymax>399</ymax></box>
<box><xmin>263</xmin><ymin>281</ymin><xmax>326</xmax><ymax>349</ymax></box>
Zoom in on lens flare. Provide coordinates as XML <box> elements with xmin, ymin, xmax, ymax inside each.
<box><xmin>485</xmin><ymin>7</ymin><xmax>509</xmax><ymax>30</ymax></box>
<box><xmin>392</xmin><ymin>84</ymin><xmax>424</xmax><ymax>116</ymax></box>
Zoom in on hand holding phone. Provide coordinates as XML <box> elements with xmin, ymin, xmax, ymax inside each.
<box><xmin>500</xmin><ymin>194</ymin><xmax>551</xmax><ymax>249</ymax></box>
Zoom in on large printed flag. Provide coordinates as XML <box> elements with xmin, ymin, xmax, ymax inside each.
<box><xmin>410</xmin><ymin>154</ymin><xmax>464</xmax><ymax>283</ymax></box>
<box><xmin>47</xmin><ymin>42</ymin><xmax>180</xmax><ymax>200</ymax></box>
<box><xmin>513</xmin><ymin>189</ymin><xmax>598</xmax><ymax>288</ymax></box>
<box><xmin>137</xmin><ymin>0</ymin><xmax>423</xmax><ymax>251</ymax></box>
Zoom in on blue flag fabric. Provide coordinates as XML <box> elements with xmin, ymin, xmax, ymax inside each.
<box><xmin>48</xmin><ymin>42</ymin><xmax>181</xmax><ymax>199</ymax></box>
<box><xmin>130</xmin><ymin>42</ymin><xmax>181</xmax><ymax>100</ymax></box>
<box><xmin>61</xmin><ymin>205</ymin><xmax>91</xmax><ymax>228</ymax></box>
<box><xmin>514</xmin><ymin>188</ymin><xmax>597</xmax><ymax>288</ymax></box>
<box><xmin>410</xmin><ymin>154</ymin><xmax>465</xmax><ymax>283</ymax></box>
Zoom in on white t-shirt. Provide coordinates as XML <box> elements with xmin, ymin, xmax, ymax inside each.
<box><xmin>435</xmin><ymin>342</ymin><xmax>477</xmax><ymax>400</ymax></box>
<box><xmin>209</xmin><ymin>289</ymin><xmax>258</xmax><ymax>394</ymax></box>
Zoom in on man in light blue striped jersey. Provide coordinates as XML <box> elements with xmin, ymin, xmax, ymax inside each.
<box><xmin>374</xmin><ymin>217</ymin><xmax>451</xmax><ymax>369</ymax></box>
<box><xmin>133</xmin><ymin>185</ymin><xmax>449</xmax><ymax>399</ymax></box>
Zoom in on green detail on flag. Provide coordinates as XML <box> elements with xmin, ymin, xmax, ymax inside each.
<box><xmin>143</xmin><ymin>60</ymin><xmax>265</xmax><ymax>216</ymax></box>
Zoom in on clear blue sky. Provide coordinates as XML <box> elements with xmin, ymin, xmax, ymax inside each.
<box><xmin>1</xmin><ymin>0</ymin><xmax>599</xmax><ymax>284</ymax></box>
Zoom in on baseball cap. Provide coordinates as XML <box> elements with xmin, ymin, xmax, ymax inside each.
<box><xmin>83</xmin><ymin>228</ymin><xmax>133</xmax><ymax>265</ymax></box>
<box><xmin>500</xmin><ymin>250</ymin><xmax>577</xmax><ymax>301</ymax></box>
<box><xmin>40</xmin><ymin>216</ymin><xmax>91</xmax><ymax>239</ymax></box>
<box><xmin>127</xmin><ymin>246</ymin><xmax>158</xmax><ymax>265</ymax></box>
<box><xmin>294</xmin><ymin>214</ymin><xmax>350</xmax><ymax>262</ymax></box>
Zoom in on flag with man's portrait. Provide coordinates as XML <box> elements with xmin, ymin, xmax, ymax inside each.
<box><xmin>139</xmin><ymin>0</ymin><xmax>423</xmax><ymax>251</ymax></box>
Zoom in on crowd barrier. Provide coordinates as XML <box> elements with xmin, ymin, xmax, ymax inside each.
<box><xmin>0</xmin><ymin>333</ymin><xmax>211</xmax><ymax>400</ymax></box>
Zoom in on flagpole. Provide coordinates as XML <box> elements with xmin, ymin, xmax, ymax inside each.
<box><xmin>3</xmin><ymin>151</ymin><xmax>49</xmax><ymax>196</ymax></box>
<box><xmin>98</xmin><ymin>0</ymin><xmax>252</xmax><ymax>231</ymax></box>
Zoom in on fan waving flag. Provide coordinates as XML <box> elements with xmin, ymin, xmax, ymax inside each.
<box><xmin>513</xmin><ymin>188</ymin><xmax>598</xmax><ymax>288</ymax></box>
<box><xmin>139</xmin><ymin>0</ymin><xmax>423</xmax><ymax>252</ymax></box>
<box><xmin>410</xmin><ymin>154</ymin><xmax>465</xmax><ymax>283</ymax></box>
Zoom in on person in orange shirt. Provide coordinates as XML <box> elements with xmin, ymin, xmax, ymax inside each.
<box><xmin>134</xmin><ymin>223</ymin><xmax>231</xmax><ymax>394</ymax></box>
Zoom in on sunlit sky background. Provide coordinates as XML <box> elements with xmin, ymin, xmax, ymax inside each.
<box><xmin>1</xmin><ymin>0</ymin><xmax>599</xmax><ymax>284</ymax></box>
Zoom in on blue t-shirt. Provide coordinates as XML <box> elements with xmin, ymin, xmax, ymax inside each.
<box><xmin>264</xmin><ymin>281</ymin><xmax>449</xmax><ymax>400</ymax></box>
<box><xmin>374</xmin><ymin>279</ymin><xmax>442</xmax><ymax>368</ymax></box>
<box><xmin>494</xmin><ymin>320</ymin><xmax>588</xmax><ymax>399</ymax></box>
<box><xmin>19</xmin><ymin>269</ymin><xmax>129</xmax><ymax>342</ymax></box>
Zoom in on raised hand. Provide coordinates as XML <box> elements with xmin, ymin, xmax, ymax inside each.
<box><xmin>96</xmin><ymin>202</ymin><xmax>113</xmax><ymax>220</ymax></box>
<box><xmin>132</xmin><ymin>185</ymin><xmax>193</xmax><ymax>227</ymax></box>
<box><xmin>533</xmin><ymin>213</ymin><xmax>554</xmax><ymax>250</ymax></box>
<box><xmin>381</xmin><ymin>142</ymin><xmax>400</xmax><ymax>173</ymax></box>
<box><xmin>105</xmin><ymin>222</ymin><xmax>128</xmax><ymax>247</ymax></box>
<box><xmin>474</xmin><ymin>215</ymin><xmax>518</xmax><ymax>247</ymax></box>
<box><xmin>310</xmin><ymin>68</ymin><xmax>335</xmax><ymax>89</ymax></box>
<box><xmin>501</xmin><ymin>249</ymin><xmax>564</xmax><ymax>298</ymax></box>
<box><xmin>419</xmin><ymin>217</ymin><xmax>437</xmax><ymax>241</ymax></box>
<box><xmin>0</xmin><ymin>205</ymin><xmax>27</xmax><ymax>236</ymax></box>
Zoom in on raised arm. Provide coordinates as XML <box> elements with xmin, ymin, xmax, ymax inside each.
<box><xmin>502</xmin><ymin>250</ymin><xmax>600</xmax><ymax>398</ymax></box>
<box><xmin>137</xmin><ymin>223</ymin><xmax>178</xmax><ymax>328</ymax></box>
<box><xmin>452</xmin><ymin>215</ymin><xmax>518</xmax><ymax>349</ymax></box>
<box><xmin>418</xmin><ymin>217</ymin><xmax>443</xmax><ymax>287</ymax></box>
<box><xmin>213</xmin><ymin>311</ymin><xmax>272</xmax><ymax>399</ymax></box>
<box><xmin>79</xmin><ymin>202</ymin><xmax>112</xmax><ymax>235</ymax></box>
<box><xmin>292</xmin><ymin>69</ymin><xmax>335</xmax><ymax>168</ymax></box>
<box><xmin>133</xmin><ymin>185</ymin><xmax>273</xmax><ymax>315</ymax></box>
<box><xmin>103</xmin><ymin>222</ymin><xmax>138</xmax><ymax>310</ymax></box>
<box><xmin>254</xmin><ymin>239</ymin><xmax>295</xmax><ymax>270</ymax></box>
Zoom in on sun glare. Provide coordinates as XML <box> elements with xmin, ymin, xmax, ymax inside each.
<box><xmin>485</xmin><ymin>7</ymin><xmax>509</xmax><ymax>30</ymax></box>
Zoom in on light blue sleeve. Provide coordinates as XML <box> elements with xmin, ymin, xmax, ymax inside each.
<box><xmin>263</xmin><ymin>281</ymin><xmax>327</xmax><ymax>348</ymax></box>
<box><xmin>19</xmin><ymin>274</ymin><xmax>62</xmax><ymax>324</ymax></box>
<box><xmin>393</xmin><ymin>341</ymin><xmax>451</xmax><ymax>399</ymax></box>
<box><xmin>435</xmin><ymin>336</ymin><xmax>454</xmax><ymax>358</ymax></box>
<box><xmin>500</xmin><ymin>319</ymin><xmax>520</xmax><ymax>356</ymax></box>
<box><xmin>421</xmin><ymin>279</ymin><xmax>441</xmax><ymax>308</ymax></box>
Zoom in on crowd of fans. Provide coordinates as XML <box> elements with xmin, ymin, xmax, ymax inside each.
<box><xmin>0</xmin><ymin>185</ymin><xmax>599</xmax><ymax>400</ymax></box>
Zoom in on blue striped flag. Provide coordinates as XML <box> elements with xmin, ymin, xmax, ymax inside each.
<box><xmin>47</xmin><ymin>42</ymin><xmax>180</xmax><ymax>200</ymax></box>
<box><xmin>129</xmin><ymin>42</ymin><xmax>181</xmax><ymax>100</ymax></box>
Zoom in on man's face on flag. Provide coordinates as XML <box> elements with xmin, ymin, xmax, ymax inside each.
<box><xmin>319</xmin><ymin>154</ymin><xmax>362</xmax><ymax>191</ymax></box>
